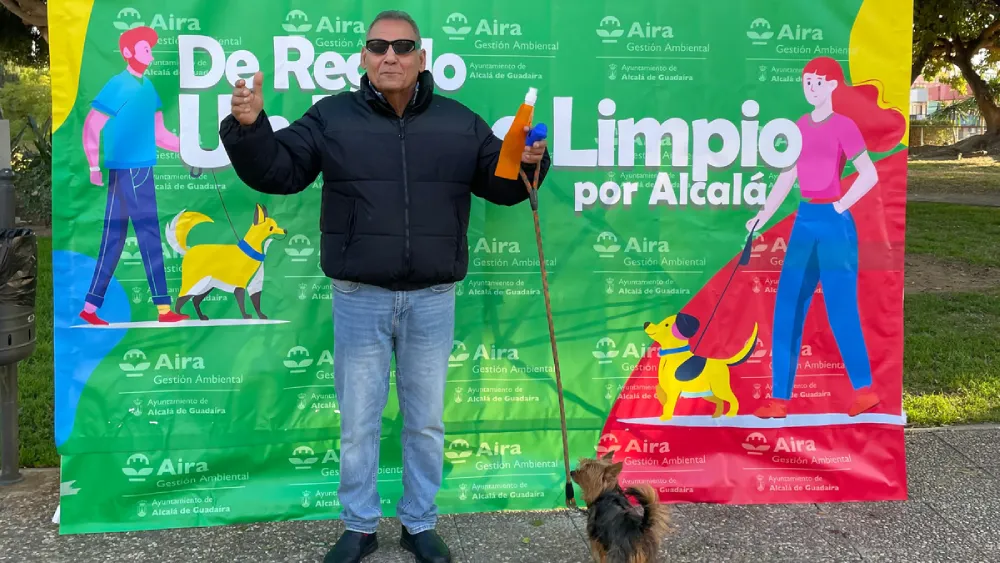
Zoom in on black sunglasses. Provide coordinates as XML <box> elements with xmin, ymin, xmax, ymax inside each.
<box><xmin>365</xmin><ymin>39</ymin><xmax>419</xmax><ymax>55</ymax></box>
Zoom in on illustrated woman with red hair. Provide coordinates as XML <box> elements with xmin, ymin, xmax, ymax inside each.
<box><xmin>747</xmin><ymin>57</ymin><xmax>906</xmax><ymax>419</ymax></box>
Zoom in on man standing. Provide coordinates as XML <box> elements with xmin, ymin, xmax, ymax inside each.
<box><xmin>80</xmin><ymin>26</ymin><xmax>189</xmax><ymax>325</ymax></box>
<box><xmin>219</xmin><ymin>10</ymin><xmax>550</xmax><ymax>563</ymax></box>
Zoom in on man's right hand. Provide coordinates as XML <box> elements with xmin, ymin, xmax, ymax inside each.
<box><xmin>231</xmin><ymin>71</ymin><xmax>265</xmax><ymax>126</ymax></box>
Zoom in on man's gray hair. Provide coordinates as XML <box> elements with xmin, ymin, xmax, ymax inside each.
<box><xmin>367</xmin><ymin>10</ymin><xmax>421</xmax><ymax>40</ymax></box>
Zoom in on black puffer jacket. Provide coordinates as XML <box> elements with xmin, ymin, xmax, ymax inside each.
<box><xmin>219</xmin><ymin>70</ymin><xmax>551</xmax><ymax>291</ymax></box>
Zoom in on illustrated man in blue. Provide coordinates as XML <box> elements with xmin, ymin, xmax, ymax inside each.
<box><xmin>80</xmin><ymin>26</ymin><xmax>188</xmax><ymax>325</ymax></box>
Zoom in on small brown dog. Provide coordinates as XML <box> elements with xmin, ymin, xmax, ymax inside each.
<box><xmin>570</xmin><ymin>452</ymin><xmax>670</xmax><ymax>563</ymax></box>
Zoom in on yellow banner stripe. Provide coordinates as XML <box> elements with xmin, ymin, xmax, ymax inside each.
<box><xmin>849</xmin><ymin>0</ymin><xmax>914</xmax><ymax>146</ymax></box>
<box><xmin>50</xmin><ymin>0</ymin><xmax>97</xmax><ymax>133</ymax></box>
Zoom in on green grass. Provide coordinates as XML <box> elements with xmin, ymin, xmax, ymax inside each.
<box><xmin>904</xmin><ymin>290</ymin><xmax>1000</xmax><ymax>426</ymax></box>
<box><xmin>4</xmin><ymin>200</ymin><xmax>1000</xmax><ymax>466</ymax></box>
<box><xmin>908</xmin><ymin>156</ymin><xmax>1000</xmax><ymax>196</ymax></box>
<box><xmin>1</xmin><ymin>236</ymin><xmax>56</xmax><ymax>469</ymax></box>
<box><xmin>906</xmin><ymin>201</ymin><xmax>1000</xmax><ymax>267</ymax></box>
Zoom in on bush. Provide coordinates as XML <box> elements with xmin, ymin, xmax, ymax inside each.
<box><xmin>11</xmin><ymin>135</ymin><xmax>51</xmax><ymax>226</ymax></box>
<box><xmin>1</xmin><ymin>61</ymin><xmax>52</xmax><ymax>226</ymax></box>
<box><xmin>910</xmin><ymin>125</ymin><xmax>958</xmax><ymax>147</ymax></box>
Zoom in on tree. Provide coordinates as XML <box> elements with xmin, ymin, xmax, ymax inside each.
<box><xmin>912</xmin><ymin>0</ymin><xmax>1000</xmax><ymax>134</ymax></box>
<box><xmin>1</xmin><ymin>9</ymin><xmax>47</xmax><ymax>68</ymax></box>
<box><xmin>0</xmin><ymin>0</ymin><xmax>47</xmax><ymax>42</ymax></box>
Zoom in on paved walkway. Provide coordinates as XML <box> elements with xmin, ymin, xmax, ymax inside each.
<box><xmin>2</xmin><ymin>427</ymin><xmax>999</xmax><ymax>562</ymax></box>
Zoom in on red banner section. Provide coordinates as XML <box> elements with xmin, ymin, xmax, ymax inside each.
<box><xmin>599</xmin><ymin>151</ymin><xmax>908</xmax><ymax>503</ymax></box>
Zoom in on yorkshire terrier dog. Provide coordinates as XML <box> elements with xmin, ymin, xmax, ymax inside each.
<box><xmin>570</xmin><ymin>452</ymin><xmax>671</xmax><ymax>563</ymax></box>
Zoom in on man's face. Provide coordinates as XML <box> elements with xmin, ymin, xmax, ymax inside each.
<box><xmin>361</xmin><ymin>19</ymin><xmax>425</xmax><ymax>93</ymax></box>
<box><xmin>123</xmin><ymin>39</ymin><xmax>154</xmax><ymax>73</ymax></box>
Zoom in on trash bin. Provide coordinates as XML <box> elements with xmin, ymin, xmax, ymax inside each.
<box><xmin>0</xmin><ymin>228</ymin><xmax>37</xmax><ymax>485</ymax></box>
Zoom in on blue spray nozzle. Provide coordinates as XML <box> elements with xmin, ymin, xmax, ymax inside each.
<box><xmin>526</xmin><ymin>123</ymin><xmax>548</xmax><ymax>146</ymax></box>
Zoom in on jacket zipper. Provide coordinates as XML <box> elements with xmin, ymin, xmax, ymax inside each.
<box><xmin>399</xmin><ymin>116</ymin><xmax>411</xmax><ymax>273</ymax></box>
<box><xmin>342</xmin><ymin>199</ymin><xmax>358</xmax><ymax>252</ymax></box>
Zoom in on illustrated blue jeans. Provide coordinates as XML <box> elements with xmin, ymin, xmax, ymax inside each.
<box><xmin>771</xmin><ymin>202</ymin><xmax>873</xmax><ymax>400</ymax></box>
<box><xmin>86</xmin><ymin>167</ymin><xmax>171</xmax><ymax>307</ymax></box>
<box><xmin>331</xmin><ymin>278</ymin><xmax>455</xmax><ymax>534</ymax></box>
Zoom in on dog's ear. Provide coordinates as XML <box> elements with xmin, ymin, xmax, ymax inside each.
<box><xmin>601</xmin><ymin>451</ymin><xmax>615</xmax><ymax>461</ymax></box>
<box><xmin>606</xmin><ymin>461</ymin><xmax>624</xmax><ymax>478</ymax></box>
<box><xmin>253</xmin><ymin>204</ymin><xmax>268</xmax><ymax>225</ymax></box>
<box><xmin>674</xmin><ymin>312</ymin><xmax>700</xmax><ymax>339</ymax></box>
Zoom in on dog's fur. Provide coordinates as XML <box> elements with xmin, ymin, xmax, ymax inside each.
<box><xmin>571</xmin><ymin>452</ymin><xmax>670</xmax><ymax>563</ymax></box>
<box><xmin>167</xmin><ymin>204</ymin><xmax>285</xmax><ymax>320</ymax></box>
<box><xmin>643</xmin><ymin>313</ymin><xmax>758</xmax><ymax>421</ymax></box>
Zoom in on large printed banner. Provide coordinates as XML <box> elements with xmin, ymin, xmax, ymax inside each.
<box><xmin>50</xmin><ymin>0</ymin><xmax>912</xmax><ymax>534</ymax></box>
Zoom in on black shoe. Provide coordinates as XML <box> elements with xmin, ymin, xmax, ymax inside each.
<box><xmin>323</xmin><ymin>530</ymin><xmax>378</xmax><ymax>563</ymax></box>
<box><xmin>400</xmin><ymin>527</ymin><xmax>452</xmax><ymax>563</ymax></box>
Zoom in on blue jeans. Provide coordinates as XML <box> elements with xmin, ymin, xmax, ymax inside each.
<box><xmin>86</xmin><ymin>167</ymin><xmax>171</xmax><ymax>307</ymax></box>
<box><xmin>771</xmin><ymin>202</ymin><xmax>873</xmax><ymax>400</ymax></box>
<box><xmin>331</xmin><ymin>278</ymin><xmax>455</xmax><ymax>534</ymax></box>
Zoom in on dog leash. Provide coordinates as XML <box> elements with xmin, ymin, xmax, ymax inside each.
<box><xmin>190</xmin><ymin>166</ymin><xmax>244</xmax><ymax>244</ymax></box>
<box><xmin>189</xmin><ymin>166</ymin><xmax>287</xmax><ymax>246</ymax></box>
<box><xmin>517</xmin><ymin>139</ymin><xmax>576</xmax><ymax>509</ymax></box>
<box><xmin>690</xmin><ymin>220</ymin><xmax>759</xmax><ymax>355</ymax></box>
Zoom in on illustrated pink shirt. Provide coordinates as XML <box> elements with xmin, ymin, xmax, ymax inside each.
<box><xmin>794</xmin><ymin>113</ymin><xmax>866</xmax><ymax>200</ymax></box>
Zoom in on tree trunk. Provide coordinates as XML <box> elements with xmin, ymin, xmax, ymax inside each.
<box><xmin>952</xmin><ymin>43</ymin><xmax>1000</xmax><ymax>135</ymax></box>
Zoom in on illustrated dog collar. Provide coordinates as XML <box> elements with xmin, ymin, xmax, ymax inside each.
<box><xmin>238</xmin><ymin>240</ymin><xmax>267</xmax><ymax>262</ymax></box>
<box><xmin>659</xmin><ymin>345</ymin><xmax>691</xmax><ymax>356</ymax></box>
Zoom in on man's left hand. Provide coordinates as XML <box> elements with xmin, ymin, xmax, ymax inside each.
<box><xmin>521</xmin><ymin>125</ymin><xmax>546</xmax><ymax>165</ymax></box>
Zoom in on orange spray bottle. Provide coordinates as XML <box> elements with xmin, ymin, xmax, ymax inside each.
<box><xmin>495</xmin><ymin>86</ymin><xmax>538</xmax><ymax>180</ymax></box>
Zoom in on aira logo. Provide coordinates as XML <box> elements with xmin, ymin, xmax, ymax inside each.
<box><xmin>113</xmin><ymin>7</ymin><xmax>200</xmax><ymax>31</ymax></box>
<box><xmin>113</xmin><ymin>7</ymin><xmax>144</xmax><ymax>30</ymax></box>
<box><xmin>442</xmin><ymin>13</ymin><xmax>473</xmax><ymax>39</ymax></box>
<box><xmin>288</xmin><ymin>446</ymin><xmax>320</xmax><ymax>469</ymax></box>
<box><xmin>743</xmin><ymin>432</ymin><xmax>770</xmax><ymax>455</ymax></box>
<box><xmin>747</xmin><ymin>18</ymin><xmax>774</xmax><ymax>45</ymax></box>
<box><xmin>445</xmin><ymin>439</ymin><xmax>473</xmax><ymax>464</ymax></box>
<box><xmin>284</xmin><ymin>346</ymin><xmax>314</xmax><ymax>374</ymax></box>
<box><xmin>120</xmin><ymin>349</ymin><xmax>151</xmax><ymax>378</ymax></box>
<box><xmin>593</xmin><ymin>232</ymin><xmax>622</xmax><ymax>258</ymax></box>
<box><xmin>449</xmin><ymin>340</ymin><xmax>470</xmax><ymax>367</ymax></box>
<box><xmin>283</xmin><ymin>10</ymin><xmax>313</xmax><ymax>33</ymax></box>
<box><xmin>596</xmin><ymin>16</ymin><xmax>625</xmax><ymax>43</ymax></box>
<box><xmin>284</xmin><ymin>234</ymin><xmax>316</xmax><ymax>262</ymax></box>
<box><xmin>122</xmin><ymin>453</ymin><xmax>154</xmax><ymax>482</ymax></box>
<box><xmin>595</xmin><ymin>433</ymin><xmax>621</xmax><ymax>455</ymax></box>
<box><xmin>593</xmin><ymin>337</ymin><xmax>620</xmax><ymax>365</ymax></box>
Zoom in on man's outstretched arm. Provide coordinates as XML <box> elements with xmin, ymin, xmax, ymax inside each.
<box><xmin>219</xmin><ymin>72</ymin><xmax>323</xmax><ymax>195</ymax></box>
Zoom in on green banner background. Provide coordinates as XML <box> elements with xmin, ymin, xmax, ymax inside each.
<box><xmin>51</xmin><ymin>0</ymin><xmax>881</xmax><ymax>533</ymax></box>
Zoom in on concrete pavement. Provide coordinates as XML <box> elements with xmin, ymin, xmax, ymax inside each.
<box><xmin>2</xmin><ymin>427</ymin><xmax>998</xmax><ymax>562</ymax></box>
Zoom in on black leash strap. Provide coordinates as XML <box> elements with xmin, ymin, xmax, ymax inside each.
<box><xmin>690</xmin><ymin>220</ymin><xmax>759</xmax><ymax>355</ymax></box>
<box><xmin>189</xmin><ymin>166</ymin><xmax>242</xmax><ymax>244</ymax></box>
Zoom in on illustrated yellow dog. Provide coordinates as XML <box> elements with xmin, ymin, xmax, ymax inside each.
<box><xmin>166</xmin><ymin>203</ymin><xmax>286</xmax><ymax>321</ymax></box>
<box><xmin>643</xmin><ymin>313</ymin><xmax>758</xmax><ymax>420</ymax></box>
